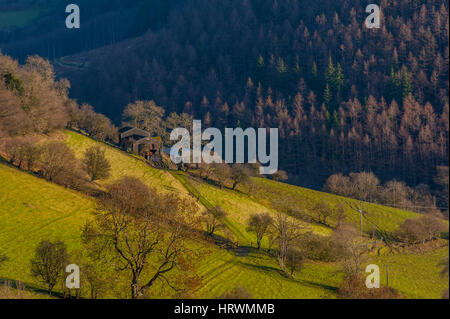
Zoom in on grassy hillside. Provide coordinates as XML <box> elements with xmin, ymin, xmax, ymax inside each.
<box><xmin>0</xmin><ymin>131</ymin><xmax>448</xmax><ymax>299</ymax></box>
<box><xmin>251</xmin><ymin>177</ymin><xmax>421</xmax><ymax>233</ymax></box>
<box><xmin>194</xmin><ymin>248</ymin><xmax>340</xmax><ymax>299</ymax></box>
<box><xmin>0</xmin><ymin>162</ymin><xmax>94</xmax><ymax>289</ymax></box>
<box><xmin>64</xmin><ymin>130</ymin><xmax>188</xmax><ymax>195</ymax></box>
<box><xmin>0</xmin><ymin>161</ymin><xmax>339</xmax><ymax>299</ymax></box>
<box><xmin>372</xmin><ymin>246</ymin><xmax>449</xmax><ymax>299</ymax></box>
<box><xmin>174</xmin><ymin>171</ymin><xmax>332</xmax><ymax>246</ymax></box>
<box><xmin>169</xmin><ymin>170</ymin><xmax>449</xmax><ymax>299</ymax></box>
<box><xmin>175</xmin><ymin>170</ymin><xmax>423</xmax><ymax>245</ymax></box>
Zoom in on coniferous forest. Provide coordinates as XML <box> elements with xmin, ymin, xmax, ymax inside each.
<box><xmin>49</xmin><ymin>0</ymin><xmax>450</xmax><ymax>190</ymax></box>
<box><xmin>2</xmin><ymin>0</ymin><xmax>448</xmax><ymax>190</ymax></box>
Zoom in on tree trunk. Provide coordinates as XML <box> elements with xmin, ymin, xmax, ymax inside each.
<box><xmin>131</xmin><ymin>283</ymin><xmax>140</xmax><ymax>299</ymax></box>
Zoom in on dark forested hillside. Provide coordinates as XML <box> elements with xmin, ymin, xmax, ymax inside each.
<box><xmin>0</xmin><ymin>0</ymin><xmax>182</xmax><ymax>61</ymax></box>
<box><xmin>55</xmin><ymin>0</ymin><xmax>449</xmax><ymax>189</ymax></box>
<box><xmin>2</xmin><ymin>0</ymin><xmax>449</xmax><ymax>190</ymax></box>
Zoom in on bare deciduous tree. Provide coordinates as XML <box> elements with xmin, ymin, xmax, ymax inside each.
<box><xmin>230</xmin><ymin>164</ymin><xmax>250</xmax><ymax>190</ymax></box>
<box><xmin>332</xmin><ymin>224</ymin><xmax>370</xmax><ymax>276</ymax></box>
<box><xmin>273</xmin><ymin>212</ymin><xmax>303</xmax><ymax>271</ymax></box>
<box><xmin>312</xmin><ymin>200</ymin><xmax>333</xmax><ymax>226</ymax></box>
<box><xmin>82</xmin><ymin>262</ymin><xmax>110</xmax><ymax>299</ymax></box>
<box><xmin>122</xmin><ymin>100</ymin><xmax>166</xmax><ymax>137</ymax></box>
<box><xmin>5</xmin><ymin>137</ymin><xmax>41</xmax><ymax>170</ymax></box>
<box><xmin>285</xmin><ymin>247</ymin><xmax>304</xmax><ymax>277</ymax></box>
<box><xmin>199</xmin><ymin>163</ymin><xmax>214</xmax><ymax>180</ymax></box>
<box><xmin>338</xmin><ymin>274</ymin><xmax>401</xmax><ymax>299</ymax></box>
<box><xmin>323</xmin><ymin>173</ymin><xmax>351</xmax><ymax>196</ymax></box>
<box><xmin>203</xmin><ymin>206</ymin><xmax>227</xmax><ymax>237</ymax></box>
<box><xmin>397</xmin><ymin>214</ymin><xmax>446</xmax><ymax>244</ymax></box>
<box><xmin>272</xmin><ymin>170</ymin><xmax>288</xmax><ymax>182</ymax></box>
<box><xmin>40</xmin><ymin>141</ymin><xmax>79</xmax><ymax>182</ymax></box>
<box><xmin>78</xmin><ymin>104</ymin><xmax>118</xmax><ymax>142</ymax></box>
<box><xmin>246</xmin><ymin>213</ymin><xmax>273</xmax><ymax>249</ymax></box>
<box><xmin>349</xmin><ymin>172</ymin><xmax>380</xmax><ymax>202</ymax></box>
<box><xmin>30</xmin><ymin>240</ymin><xmax>68</xmax><ymax>295</ymax></box>
<box><xmin>165</xmin><ymin>112</ymin><xmax>193</xmax><ymax>145</ymax></box>
<box><xmin>213</xmin><ymin>163</ymin><xmax>231</xmax><ymax>189</ymax></box>
<box><xmin>82</xmin><ymin>176</ymin><xmax>202</xmax><ymax>299</ymax></box>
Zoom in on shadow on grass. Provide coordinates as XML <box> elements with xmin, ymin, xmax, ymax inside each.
<box><xmin>297</xmin><ymin>279</ymin><xmax>339</xmax><ymax>292</ymax></box>
<box><xmin>0</xmin><ymin>156</ymin><xmax>10</xmax><ymax>165</ymax></box>
<box><xmin>0</xmin><ymin>277</ymin><xmax>64</xmax><ymax>299</ymax></box>
<box><xmin>235</xmin><ymin>261</ymin><xmax>289</xmax><ymax>278</ymax></box>
<box><xmin>233</xmin><ymin>261</ymin><xmax>339</xmax><ymax>292</ymax></box>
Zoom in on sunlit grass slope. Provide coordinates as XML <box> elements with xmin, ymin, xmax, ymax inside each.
<box><xmin>175</xmin><ymin>172</ymin><xmax>331</xmax><ymax>246</ymax></box>
<box><xmin>0</xmin><ymin>162</ymin><xmax>341</xmax><ymax>299</ymax></box>
<box><xmin>251</xmin><ymin>177</ymin><xmax>421</xmax><ymax>234</ymax></box>
<box><xmin>172</xmin><ymin>173</ymin><xmax>448</xmax><ymax>299</ymax></box>
<box><xmin>64</xmin><ymin>130</ymin><xmax>187</xmax><ymax>195</ymax></box>
<box><xmin>173</xmin><ymin>171</ymin><xmax>423</xmax><ymax>246</ymax></box>
<box><xmin>194</xmin><ymin>247</ymin><xmax>341</xmax><ymax>299</ymax></box>
<box><xmin>372</xmin><ymin>246</ymin><xmax>449</xmax><ymax>299</ymax></box>
<box><xmin>0</xmin><ymin>163</ymin><xmax>94</xmax><ymax>286</ymax></box>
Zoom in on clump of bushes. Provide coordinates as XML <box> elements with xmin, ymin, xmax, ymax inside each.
<box><xmin>396</xmin><ymin>214</ymin><xmax>446</xmax><ymax>244</ymax></box>
<box><xmin>338</xmin><ymin>274</ymin><xmax>402</xmax><ymax>299</ymax></box>
<box><xmin>1</xmin><ymin>54</ymin><xmax>118</xmax><ymax>143</ymax></box>
<box><xmin>219</xmin><ymin>286</ymin><xmax>254</xmax><ymax>299</ymax></box>
<box><xmin>83</xmin><ymin>146</ymin><xmax>111</xmax><ymax>182</ymax></box>
<box><xmin>0</xmin><ymin>54</ymin><xmax>69</xmax><ymax>137</ymax></box>
<box><xmin>73</xmin><ymin>104</ymin><xmax>118</xmax><ymax>143</ymax></box>
<box><xmin>297</xmin><ymin>232</ymin><xmax>338</xmax><ymax>262</ymax></box>
<box><xmin>4</xmin><ymin>137</ymin><xmax>111</xmax><ymax>194</ymax></box>
<box><xmin>324</xmin><ymin>171</ymin><xmax>439</xmax><ymax>214</ymax></box>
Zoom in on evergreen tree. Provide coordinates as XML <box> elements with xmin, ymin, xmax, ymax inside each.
<box><xmin>323</xmin><ymin>84</ymin><xmax>332</xmax><ymax>106</ymax></box>
<box><xmin>401</xmin><ymin>67</ymin><xmax>413</xmax><ymax>101</ymax></box>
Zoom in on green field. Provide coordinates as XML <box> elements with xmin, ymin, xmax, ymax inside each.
<box><xmin>251</xmin><ymin>177</ymin><xmax>421</xmax><ymax>233</ymax></box>
<box><xmin>0</xmin><ymin>162</ymin><xmax>94</xmax><ymax>290</ymax></box>
<box><xmin>371</xmin><ymin>245</ymin><xmax>449</xmax><ymax>299</ymax></box>
<box><xmin>64</xmin><ymin>130</ymin><xmax>188</xmax><ymax>195</ymax></box>
<box><xmin>173</xmin><ymin>170</ymin><xmax>423</xmax><ymax>246</ymax></box>
<box><xmin>0</xmin><ymin>131</ymin><xmax>448</xmax><ymax>299</ymax></box>
<box><xmin>0</xmin><ymin>162</ymin><xmax>339</xmax><ymax>299</ymax></box>
<box><xmin>194</xmin><ymin>248</ymin><xmax>341</xmax><ymax>299</ymax></box>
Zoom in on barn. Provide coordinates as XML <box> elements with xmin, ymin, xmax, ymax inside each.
<box><xmin>119</xmin><ymin>127</ymin><xmax>162</xmax><ymax>161</ymax></box>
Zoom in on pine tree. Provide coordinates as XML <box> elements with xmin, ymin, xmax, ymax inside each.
<box><xmin>323</xmin><ymin>84</ymin><xmax>332</xmax><ymax>106</ymax></box>
<box><xmin>335</xmin><ymin>63</ymin><xmax>344</xmax><ymax>93</ymax></box>
<box><xmin>254</xmin><ymin>55</ymin><xmax>265</xmax><ymax>84</ymax></box>
<box><xmin>401</xmin><ymin>67</ymin><xmax>413</xmax><ymax>101</ymax></box>
<box><xmin>325</xmin><ymin>56</ymin><xmax>336</xmax><ymax>88</ymax></box>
